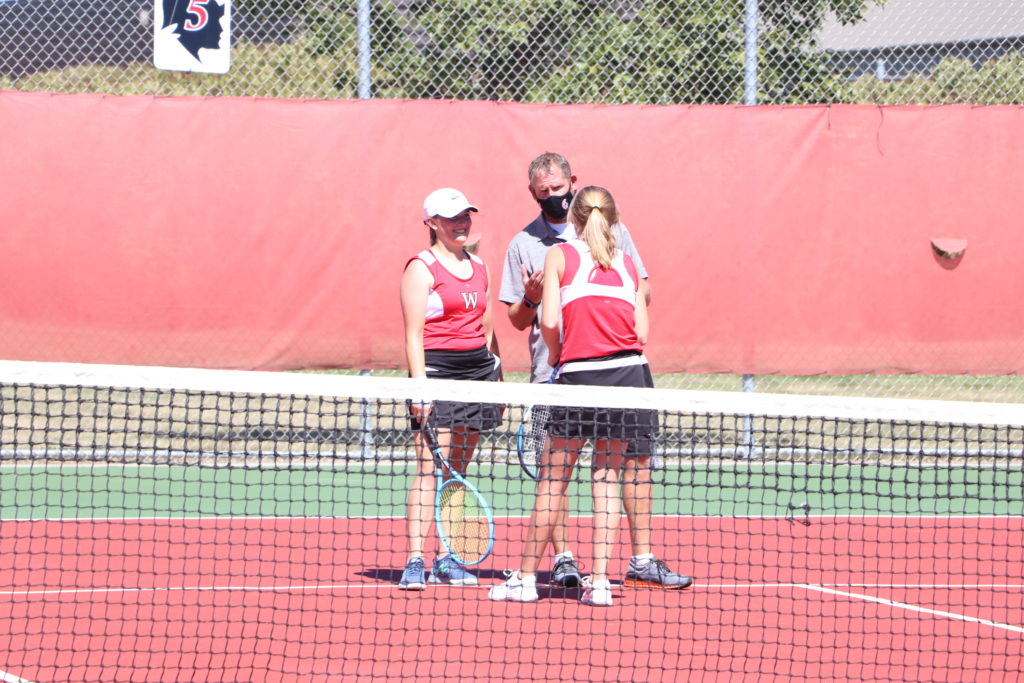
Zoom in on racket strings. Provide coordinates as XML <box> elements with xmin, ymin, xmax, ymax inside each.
<box><xmin>518</xmin><ymin>404</ymin><xmax>550</xmax><ymax>480</ymax></box>
<box><xmin>525</xmin><ymin>406</ymin><xmax>549</xmax><ymax>454</ymax></box>
<box><xmin>437</xmin><ymin>480</ymin><xmax>489</xmax><ymax>564</ymax></box>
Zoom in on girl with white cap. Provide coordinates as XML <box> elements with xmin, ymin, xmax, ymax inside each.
<box><xmin>397</xmin><ymin>188</ymin><xmax>502</xmax><ymax>590</ymax></box>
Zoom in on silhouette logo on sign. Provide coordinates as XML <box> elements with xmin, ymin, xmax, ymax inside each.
<box><xmin>161</xmin><ymin>0</ymin><xmax>226</xmax><ymax>61</ymax></box>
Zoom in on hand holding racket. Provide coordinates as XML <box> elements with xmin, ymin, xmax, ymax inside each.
<box><xmin>422</xmin><ymin>425</ymin><xmax>495</xmax><ymax>566</ymax></box>
<box><xmin>409</xmin><ymin>398</ymin><xmax>431</xmax><ymax>422</ymax></box>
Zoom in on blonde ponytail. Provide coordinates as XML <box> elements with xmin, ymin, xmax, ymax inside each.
<box><xmin>569</xmin><ymin>186</ymin><xmax>619</xmax><ymax>269</ymax></box>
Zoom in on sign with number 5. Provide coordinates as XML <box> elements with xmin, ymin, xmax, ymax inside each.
<box><xmin>154</xmin><ymin>0</ymin><xmax>231</xmax><ymax>74</ymax></box>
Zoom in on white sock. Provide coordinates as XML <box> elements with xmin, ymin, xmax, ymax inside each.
<box><xmin>631</xmin><ymin>553</ymin><xmax>654</xmax><ymax>568</ymax></box>
<box><xmin>554</xmin><ymin>551</ymin><xmax>574</xmax><ymax>563</ymax></box>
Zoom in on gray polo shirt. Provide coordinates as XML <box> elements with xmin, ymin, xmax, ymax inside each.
<box><xmin>499</xmin><ymin>213</ymin><xmax>649</xmax><ymax>383</ymax></box>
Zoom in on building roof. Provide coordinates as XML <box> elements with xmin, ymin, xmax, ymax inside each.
<box><xmin>818</xmin><ymin>0</ymin><xmax>1024</xmax><ymax>51</ymax></box>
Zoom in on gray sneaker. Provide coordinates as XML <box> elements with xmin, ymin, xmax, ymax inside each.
<box><xmin>624</xmin><ymin>558</ymin><xmax>692</xmax><ymax>590</ymax></box>
<box><xmin>398</xmin><ymin>557</ymin><xmax>426</xmax><ymax>590</ymax></box>
<box><xmin>551</xmin><ymin>556</ymin><xmax>582</xmax><ymax>588</ymax></box>
<box><xmin>429</xmin><ymin>554</ymin><xmax>478</xmax><ymax>586</ymax></box>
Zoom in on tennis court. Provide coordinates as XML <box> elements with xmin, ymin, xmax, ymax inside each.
<box><xmin>1</xmin><ymin>364</ymin><xmax>1022</xmax><ymax>683</ymax></box>
<box><xmin>3</xmin><ymin>2</ymin><xmax>1024</xmax><ymax>681</ymax></box>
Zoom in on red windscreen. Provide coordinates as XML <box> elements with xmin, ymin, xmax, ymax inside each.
<box><xmin>1</xmin><ymin>91</ymin><xmax>1020</xmax><ymax>373</ymax></box>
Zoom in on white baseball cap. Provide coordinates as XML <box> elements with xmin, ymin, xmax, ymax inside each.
<box><xmin>423</xmin><ymin>188</ymin><xmax>479</xmax><ymax>219</ymax></box>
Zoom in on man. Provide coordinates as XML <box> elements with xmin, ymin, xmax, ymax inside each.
<box><xmin>499</xmin><ymin>152</ymin><xmax>691</xmax><ymax>590</ymax></box>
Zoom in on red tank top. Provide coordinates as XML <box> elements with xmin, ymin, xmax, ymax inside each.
<box><xmin>408</xmin><ymin>249</ymin><xmax>489</xmax><ymax>351</ymax></box>
<box><xmin>557</xmin><ymin>240</ymin><xmax>642</xmax><ymax>363</ymax></box>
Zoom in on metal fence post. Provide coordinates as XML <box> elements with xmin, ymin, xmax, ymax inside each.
<box><xmin>741</xmin><ymin>0</ymin><xmax>759</xmax><ymax>456</ymax></box>
<box><xmin>356</xmin><ymin>0</ymin><xmax>373</xmax><ymax>99</ymax></box>
<box><xmin>359</xmin><ymin>369</ymin><xmax>374</xmax><ymax>458</ymax></box>
<box><xmin>743</xmin><ymin>0</ymin><xmax>758</xmax><ymax>105</ymax></box>
<box><xmin>741</xmin><ymin>373</ymin><xmax>757</xmax><ymax>456</ymax></box>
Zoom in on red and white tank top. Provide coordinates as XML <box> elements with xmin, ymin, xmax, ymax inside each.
<box><xmin>557</xmin><ymin>240</ymin><xmax>642</xmax><ymax>363</ymax></box>
<box><xmin>408</xmin><ymin>249</ymin><xmax>489</xmax><ymax>351</ymax></box>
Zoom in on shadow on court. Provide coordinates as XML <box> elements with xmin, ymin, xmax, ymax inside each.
<box><xmin>357</xmin><ymin>568</ymin><xmax>616</xmax><ymax>598</ymax></box>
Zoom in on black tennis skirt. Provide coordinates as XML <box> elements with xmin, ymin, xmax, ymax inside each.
<box><xmin>410</xmin><ymin>345</ymin><xmax>503</xmax><ymax>432</ymax></box>
<box><xmin>547</xmin><ymin>351</ymin><xmax>658</xmax><ymax>441</ymax></box>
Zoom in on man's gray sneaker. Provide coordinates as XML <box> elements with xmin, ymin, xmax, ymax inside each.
<box><xmin>624</xmin><ymin>558</ymin><xmax>692</xmax><ymax>589</ymax></box>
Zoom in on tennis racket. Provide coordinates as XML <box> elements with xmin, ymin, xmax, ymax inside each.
<box><xmin>422</xmin><ymin>424</ymin><xmax>495</xmax><ymax>566</ymax></box>
<box><xmin>516</xmin><ymin>369</ymin><xmax>556</xmax><ymax>480</ymax></box>
<box><xmin>516</xmin><ymin>403</ymin><xmax>549</xmax><ymax>481</ymax></box>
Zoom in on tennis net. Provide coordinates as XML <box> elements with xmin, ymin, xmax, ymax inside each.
<box><xmin>1</xmin><ymin>360</ymin><xmax>1022</xmax><ymax>683</ymax></box>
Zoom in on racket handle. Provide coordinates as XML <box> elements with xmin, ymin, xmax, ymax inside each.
<box><xmin>421</xmin><ymin>425</ymin><xmax>441</xmax><ymax>453</ymax></box>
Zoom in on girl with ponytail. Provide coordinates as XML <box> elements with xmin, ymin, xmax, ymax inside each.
<box><xmin>570</xmin><ymin>186</ymin><xmax>619</xmax><ymax>270</ymax></box>
<box><xmin>490</xmin><ymin>185</ymin><xmax>690</xmax><ymax>607</ymax></box>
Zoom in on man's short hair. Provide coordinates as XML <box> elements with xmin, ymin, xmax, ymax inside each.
<box><xmin>528</xmin><ymin>152</ymin><xmax>572</xmax><ymax>186</ymax></box>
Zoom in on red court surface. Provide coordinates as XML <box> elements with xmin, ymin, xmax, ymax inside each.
<box><xmin>1</xmin><ymin>517</ymin><xmax>1022</xmax><ymax>682</ymax></box>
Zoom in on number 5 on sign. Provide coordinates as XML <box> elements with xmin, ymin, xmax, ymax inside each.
<box><xmin>154</xmin><ymin>0</ymin><xmax>230</xmax><ymax>74</ymax></box>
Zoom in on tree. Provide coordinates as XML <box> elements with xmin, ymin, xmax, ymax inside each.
<box><xmin>303</xmin><ymin>0</ymin><xmax>887</xmax><ymax>104</ymax></box>
<box><xmin>3</xmin><ymin>0</ymin><xmax>900</xmax><ymax>104</ymax></box>
<box><xmin>844</xmin><ymin>52</ymin><xmax>1024</xmax><ymax>105</ymax></box>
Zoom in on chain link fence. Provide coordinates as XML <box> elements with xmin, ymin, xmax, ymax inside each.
<box><xmin>3</xmin><ymin>0</ymin><xmax>1023</xmax><ymax>104</ymax></box>
<box><xmin>2</xmin><ymin>0</ymin><xmax>1022</xmax><ymax>400</ymax></box>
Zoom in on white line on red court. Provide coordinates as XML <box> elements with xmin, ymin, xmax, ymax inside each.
<box><xmin>800</xmin><ymin>584</ymin><xmax>1024</xmax><ymax>634</ymax></box>
<box><xmin>0</xmin><ymin>669</ymin><xmax>33</xmax><ymax>683</ymax></box>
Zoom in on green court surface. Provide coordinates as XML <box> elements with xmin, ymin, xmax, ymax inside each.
<box><xmin>2</xmin><ymin>461</ymin><xmax>1021</xmax><ymax>518</ymax></box>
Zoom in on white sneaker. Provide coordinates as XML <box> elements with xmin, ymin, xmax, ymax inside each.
<box><xmin>488</xmin><ymin>570</ymin><xmax>539</xmax><ymax>602</ymax></box>
<box><xmin>580</xmin><ymin>577</ymin><xmax>613</xmax><ymax>606</ymax></box>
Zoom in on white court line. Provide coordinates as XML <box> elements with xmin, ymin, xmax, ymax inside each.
<box><xmin>0</xmin><ymin>583</ymin><xmax>397</xmax><ymax>598</ymax></box>
<box><xmin>800</xmin><ymin>584</ymin><xmax>1024</xmax><ymax>634</ymax></box>
<box><xmin>3</xmin><ymin>581</ymin><xmax>1023</xmax><ymax>598</ymax></box>
<box><xmin>2</xmin><ymin>514</ymin><xmax>1022</xmax><ymax>522</ymax></box>
<box><xmin>3</xmin><ymin>461</ymin><xmax>1021</xmax><ymax>471</ymax></box>
<box><xmin>1</xmin><ymin>518</ymin><xmax>403</xmax><ymax>524</ymax></box>
<box><xmin>0</xmin><ymin>461</ymin><xmax>413</xmax><ymax>471</ymax></box>
<box><xmin>716</xmin><ymin>583</ymin><xmax>1024</xmax><ymax>590</ymax></box>
<box><xmin>0</xmin><ymin>582</ymin><xmax>804</xmax><ymax>598</ymax></box>
<box><xmin>0</xmin><ymin>669</ymin><xmax>33</xmax><ymax>683</ymax></box>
